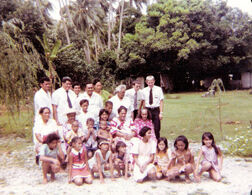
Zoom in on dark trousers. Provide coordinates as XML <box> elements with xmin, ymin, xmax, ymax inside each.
<box><xmin>133</xmin><ymin>109</ymin><xmax>138</xmax><ymax>120</ymax></box>
<box><xmin>147</xmin><ymin>107</ymin><xmax>160</xmax><ymax>139</ymax></box>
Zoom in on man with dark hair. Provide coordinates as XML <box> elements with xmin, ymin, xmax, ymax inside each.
<box><xmin>125</xmin><ymin>80</ymin><xmax>143</xmax><ymax>120</ymax></box>
<box><xmin>76</xmin><ymin>82</ymin><xmax>103</xmax><ymax>121</ymax></box>
<box><xmin>72</xmin><ymin>82</ymin><xmax>81</xmax><ymax>98</ymax></box>
<box><xmin>34</xmin><ymin>76</ymin><xmax>52</xmax><ymax>122</ymax></box>
<box><xmin>52</xmin><ymin>76</ymin><xmax>76</xmax><ymax>125</ymax></box>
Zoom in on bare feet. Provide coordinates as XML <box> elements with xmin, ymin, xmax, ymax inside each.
<box><xmin>185</xmin><ymin>175</ymin><xmax>191</xmax><ymax>183</ymax></box>
<box><xmin>42</xmin><ymin>178</ymin><xmax>48</xmax><ymax>184</ymax></box>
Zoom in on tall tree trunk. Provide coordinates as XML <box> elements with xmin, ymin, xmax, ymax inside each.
<box><xmin>117</xmin><ymin>0</ymin><xmax>125</xmax><ymax>59</ymax></box>
<box><xmin>108</xmin><ymin>0</ymin><xmax>112</xmax><ymax>50</ymax></box>
<box><xmin>63</xmin><ymin>0</ymin><xmax>75</xmax><ymax>26</ymax></box>
<box><xmin>94</xmin><ymin>35</ymin><xmax>98</xmax><ymax>61</ymax></box>
<box><xmin>58</xmin><ymin>0</ymin><xmax>70</xmax><ymax>45</ymax></box>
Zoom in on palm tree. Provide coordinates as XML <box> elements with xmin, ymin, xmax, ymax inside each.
<box><xmin>58</xmin><ymin>0</ymin><xmax>71</xmax><ymax>44</ymax></box>
<box><xmin>117</xmin><ymin>0</ymin><xmax>125</xmax><ymax>59</ymax></box>
<box><xmin>71</xmin><ymin>0</ymin><xmax>106</xmax><ymax>62</ymax></box>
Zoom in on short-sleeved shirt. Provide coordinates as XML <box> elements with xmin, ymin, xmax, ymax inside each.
<box><xmin>52</xmin><ymin>87</ymin><xmax>76</xmax><ymax>125</ymax></box>
<box><xmin>125</xmin><ymin>88</ymin><xmax>143</xmax><ymax>110</ymax></box>
<box><xmin>131</xmin><ymin>139</ymin><xmax>156</xmax><ymax>157</ymax></box>
<box><xmin>34</xmin><ymin>88</ymin><xmax>52</xmax><ymax>122</ymax></box>
<box><xmin>142</xmin><ymin>86</ymin><xmax>164</xmax><ymax>108</ymax></box>
<box><xmin>39</xmin><ymin>144</ymin><xmax>58</xmax><ymax>159</ymax></box>
<box><xmin>33</xmin><ymin>118</ymin><xmax>58</xmax><ymax>144</ymax></box>
<box><xmin>109</xmin><ymin>95</ymin><xmax>134</xmax><ymax>120</ymax></box>
<box><xmin>76</xmin><ymin>110</ymin><xmax>95</xmax><ymax>130</ymax></box>
<box><xmin>75</xmin><ymin>92</ymin><xmax>103</xmax><ymax>121</ymax></box>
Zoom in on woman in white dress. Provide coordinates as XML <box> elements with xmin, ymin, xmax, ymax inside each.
<box><xmin>132</xmin><ymin>126</ymin><xmax>156</xmax><ymax>183</ymax></box>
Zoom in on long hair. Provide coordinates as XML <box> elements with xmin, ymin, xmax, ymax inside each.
<box><xmin>202</xmin><ymin>132</ymin><xmax>219</xmax><ymax>155</ymax></box>
<box><xmin>174</xmin><ymin>135</ymin><xmax>189</xmax><ymax>150</ymax></box>
<box><xmin>157</xmin><ymin>137</ymin><xmax>168</xmax><ymax>153</ymax></box>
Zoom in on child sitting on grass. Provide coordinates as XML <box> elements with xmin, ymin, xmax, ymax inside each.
<box><xmin>39</xmin><ymin>133</ymin><xmax>64</xmax><ymax>184</ymax></box>
<box><xmin>68</xmin><ymin>137</ymin><xmax>92</xmax><ymax>185</ymax></box>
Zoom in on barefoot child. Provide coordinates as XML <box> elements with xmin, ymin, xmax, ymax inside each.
<box><xmin>97</xmin><ymin>120</ymin><xmax>113</xmax><ymax>142</ymax></box>
<box><xmin>166</xmin><ymin>135</ymin><xmax>196</xmax><ymax>182</ymax></box>
<box><xmin>68</xmin><ymin>137</ymin><xmax>93</xmax><ymax>185</ymax></box>
<box><xmin>155</xmin><ymin>137</ymin><xmax>171</xmax><ymax>179</ymax></box>
<box><xmin>88</xmin><ymin>139</ymin><xmax>115</xmax><ymax>183</ymax></box>
<box><xmin>195</xmin><ymin>132</ymin><xmax>223</xmax><ymax>182</ymax></box>
<box><xmin>39</xmin><ymin>133</ymin><xmax>64</xmax><ymax>184</ymax></box>
<box><xmin>113</xmin><ymin>141</ymin><xmax>129</xmax><ymax>179</ymax></box>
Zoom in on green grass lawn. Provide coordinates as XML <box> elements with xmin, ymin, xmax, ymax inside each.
<box><xmin>161</xmin><ymin>90</ymin><xmax>252</xmax><ymax>143</ymax></box>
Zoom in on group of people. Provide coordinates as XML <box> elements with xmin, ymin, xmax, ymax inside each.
<box><xmin>33</xmin><ymin>75</ymin><xmax>223</xmax><ymax>185</ymax></box>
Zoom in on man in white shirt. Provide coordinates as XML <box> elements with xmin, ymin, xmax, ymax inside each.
<box><xmin>109</xmin><ymin>84</ymin><xmax>133</xmax><ymax>120</ymax></box>
<box><xmin>125</xmin><ymin>80</ymin><xmax>143</xmax><ymax>120</ymax></box>
<box><xmin>72</xmin><ymin>81</ymin><xmax>81</xmax><ymax>98</ymax></box>
<box><xmin>52</xmin><ymin>76</ymin><xmax>76</xmax><ymax>125</ymax></box>
<box><xmin>76</xmin><ymin>82</ymin><xmax>103</xmax><ymax>121</ymax></box>
<box><xmin>34</xmin><ymin>77</ymin><xmax>52</xmax><ymax>122</ymax></box>
<box><xmin>142</xmin><ymin>75</ymin><xmax>164</xmax><ymax>139</ymax></box>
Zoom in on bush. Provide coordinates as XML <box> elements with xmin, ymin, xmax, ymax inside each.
<box><xmin>224</xmin><ymin>128</ymin><xmax>252</xmax><ymax>157</ymax></box>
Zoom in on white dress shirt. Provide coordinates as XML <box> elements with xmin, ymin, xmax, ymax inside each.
<box><xmin>125</xmin><ymin>88</ymin><xmax>143</xmax><ymax>110</ymax></box>
<box><xmin>52</xmin><ymin>87</ymin><xmax>76</xmax><ymax>125</ymax></box>
<box><xmin>142</xmin><ymin>85</ymin><xmax>164</xmax><ymax>108</ymax></box>
<box><xmin>34</xmin><ymin>88</ymin><xmax>52</xmax><ymax>122</ymax></box>
<box><xmin>33</xmin><ymin>118</ymin><xmax>58</xmax><ymax>145</ymax></box>
<box><xmin>75</xmin><ymin>92</ymin><xmax>103</xmax><ymax>121</ymax></box>
<box><xmin>76</xmin><ymin>110</ymin><xmax>95</xmax><ymax>130</ymax></box>
<box><xmin>109</xmin><ymin>95</ymin><xmax>133</xmax><ymax>120</ymax></box>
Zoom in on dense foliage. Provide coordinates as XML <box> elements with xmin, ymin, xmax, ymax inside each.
<box><xmin>0</xmin><ymin>0</ymin><xmax>251</xmax><ymax>111</ymax></box>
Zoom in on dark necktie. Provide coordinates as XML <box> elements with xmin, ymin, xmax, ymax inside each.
<box><xmin>149</xmin><ymin>88</ymin><xmax>153</xmax><ymax>105</ymax></box>
<box><xmin>134</xmin><ymin>92</ymin><xmax>137</xmax><ymax>110</ymax></box>
<box><xmin>66</xmin><ymin>91</ymin><xmax>72</xmax><ymax>108</ymax></box>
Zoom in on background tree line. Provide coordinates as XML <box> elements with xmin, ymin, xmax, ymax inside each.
<box><xmin>0</xmin><ymin>0</ymin><xmax>251</xmax><ymax>111</ymax></box>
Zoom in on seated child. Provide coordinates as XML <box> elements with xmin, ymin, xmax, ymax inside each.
<box><xmin>65</xmin><ymin>120</ymin><xmax>85</xmax><ymax>144</ymax></box>
<box><xmin>97</xmin><ymin>120</ymin><xmax>113</xmax><ymax>142</ymax></box>
<box><xmin>165</xmin><ymin>135</ymin><xmax>196</xmax><ymax>183</ymax></box>
<box><xmin>83</xmin><ymin>118</ymin><xmax>97</xmax><ymax>159</ymax></box>
<box><xmin>195</xmin><ymin>132</ymin><xmax>223</xmax><ymax>182</ymax></box>
<box><xmin>155</xmin><ymin>137</ymin><xmax>172</xmax><ymax>179</ymax></box>
<box><xmin>68</xmin><ymin>137</ymin><xmax>93</xmax><ymax>185</ymax></box>
<box><xmin>39</xmin><ymin>133</ymin><xmax>64</xmax><ymax>184</ymax></box>
<box><xmin>88</xmin><ymin>139</ymin><xmax>115</xmax><ymax>183</ymax></box>
<box><xmin>113</xmin><ymin>141</ymin><xmax>129</xmax><ymax>179</ymax></box>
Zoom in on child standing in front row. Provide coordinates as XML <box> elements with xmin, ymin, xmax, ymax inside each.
<box><xmin>155</xmin><ymin>137</ymin><xmax>171</xmax><ymax>179</ymax></box>
<box><xmin>166</xmin><ymin>135</ymin><xmax>196</xmax><ymax>182</ymax></box>
<box><xmin>195</xmin><ymin>132</ymin><xmax>223</xmax><ymax>182</ymax></box>
<box><xmin>84</xmin><ymin>118</ymin><xmax>97</xmax><ymax>159</ymax></box>
<box><xmin>68</xmin><ymin>137</ymin><xmax>93</xmax><ymax>185</ymax></box>
<box><xmin>39</xmin><ymin>133</ymin><xmax>64</xmax><ymax>184</ymax></box>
